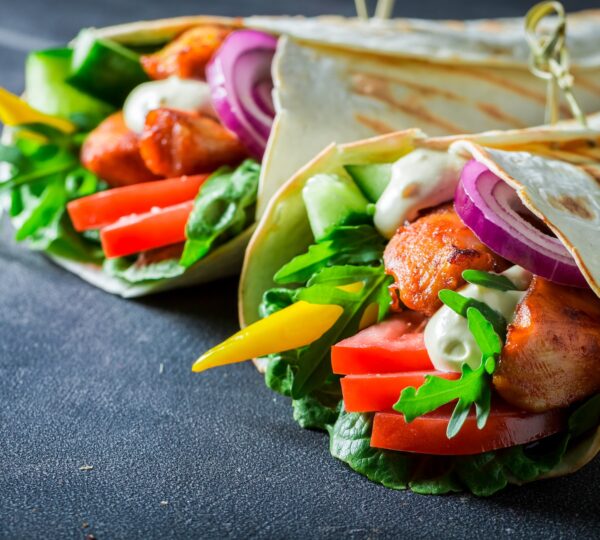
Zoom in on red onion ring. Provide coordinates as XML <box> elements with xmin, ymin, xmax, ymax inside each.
<box><xmin>455</xmin><ymin>159</ymin><xmax>588</xmax><ymax>287</ymax></box>
<box><xmin>206</xmin><ymin>30</ymin><xmax>277</xmax><ymax>159</ymax></box>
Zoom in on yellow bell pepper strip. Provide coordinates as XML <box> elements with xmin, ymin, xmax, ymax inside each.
<box><xmin>192</xmin><ymin>301</ymin><xmax>344</xmax><ymax>373</ymax></box>
<box><xmin>0</xmin><ymin>87</ymin><xmax>75</xmax><ymax>133</ymax></box>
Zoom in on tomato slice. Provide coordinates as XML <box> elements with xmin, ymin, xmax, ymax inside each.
<box><xmin>332</xmin><ymin>314</ymin><xmax>432</xmax><ymax>374</ymax></box>
<box><xmin>371</xmin><ymin>407</ymin><xmax>566</xmax><ymax>455</ymax></box>
<box><xmin>100</xmin><ymin>200</ymin><xmax>194</xmax><ymax>258</ymax></box>
<box><xmin>341</xmin><ymin>372</ymin><xmax>459</xmax><ymax>413</ymax></box>
<box><xmin>67</xmin><ymin>174</ymin><xmax>208</xmax><ymax>232</ymax></box>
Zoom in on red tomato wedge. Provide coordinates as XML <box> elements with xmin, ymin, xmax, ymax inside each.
<box><xmin>332</xmin><ymin>314</ymin><xmax>432</xmax><ymax>374</ymax></box>
<box><xmin>371</xmin><ymin>407</ymin><xmax>566</xmax><ymax>455</ymax></box>
<box><xmin>67</xmin><ymin>174</ymin><xmax>208</xmax><ymax>232</ymax></box>
<box><xmin>100</xmin><ymin>200</ymin><xmax>194</xmax><ymax>258</ymax></box>
<box><xmin>341</xmin><ymin>372</ymin><xmax>460</xmax><ymax>413</ymax></box>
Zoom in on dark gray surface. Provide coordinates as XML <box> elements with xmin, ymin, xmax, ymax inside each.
<box><xmin>1</xmin><ymin>1</ymin><xmax>599</xmax><ymax>538</ymax></box>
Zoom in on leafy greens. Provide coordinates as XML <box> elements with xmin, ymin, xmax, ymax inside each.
<box><xmin>1</xmin><ymin>124</ymin><xmax>105</xmax><ymax>263</ymax></box>
<box><xmin>180</xmin><ymin>160</ymin><xmax>260</xmax><ymax>268</ymax></box>
<box><xmin>330</xmin><ymin>393</ymin><xmax>599</xmax><ymax>496</ymax></box>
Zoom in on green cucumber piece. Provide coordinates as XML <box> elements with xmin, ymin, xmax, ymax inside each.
<box><xmin>26</xmin><ymin>48</ymin><xmax>114</xmax><ymax>127</ymax></box>
<box><xmin>344</xmin><ymin>163</ymin><xmax>393</xmax><ymax>203</ymax></box>
<box><xmin>67</xmin><ymin>29</ymin><xmax>149</xmax><ymax>107</ymax></box>
<box><xmin>302</xmin><ymin>174</ymin><xmax>371</xmax><ymax>241</ymax></box>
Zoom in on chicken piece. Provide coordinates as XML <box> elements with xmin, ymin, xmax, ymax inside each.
<box><xmin>81</xmin><ymin>112</ymin><xmax>159</xmax><ymax>187</ymax></box>
<box><xmin>141</xmin><ymin>25</ymin><xmax>231</xmax><ymax>80</ymax></box>
<box><xmin>493</xmin><ymin>277</ymin><xmax>600</xmax><ymax>412</ymax></box>
<box><xmin>139</xmin><ymin>108</ymin><xmax>248</xmax><ymax>177</ymax></box>
<box><xmin>383</xmin><ymin>204</ymin><xmax>508</xmax><ymax>316</ymax></box>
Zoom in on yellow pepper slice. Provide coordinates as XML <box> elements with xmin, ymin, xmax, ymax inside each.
<box><xmin>192</xmin><ymin>301</ymin><xmax>344</xmax><ymax>373</ymax></box>
<box><xmin>0</xmin><ymin>87</ymin><xmax>75</xmax><ymax>133</ymax></box>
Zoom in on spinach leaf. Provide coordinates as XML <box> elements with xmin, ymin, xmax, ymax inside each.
<box><xmin>274</xmin><ymin>225</ymin><xmax>386</xmax><ymax>284</ymax></box>
<box><xmin>180</xmin><ymin>160</ymin><xmax>260</xmax><ymax>267</ymax></box>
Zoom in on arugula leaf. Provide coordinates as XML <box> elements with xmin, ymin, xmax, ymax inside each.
<box><xmin>462</xmin><ymin>269</ymin><xmax>518</xmax><ymax>291</ymax></box>
<box><xmin>14</xmin><ymin>179</ymin><xmax>66</xmax><ymax>241</ymax></box>
<box><xmin>290</xmin><ymin>265</ymin><xmax>392</xmax><ymax>398</ymax></box>
<box><xmin>394</xmin><ymin>362</ymin><xmax>490</xmax><ymax>437</ymax></box>
<box><xmin>180</xmin><ymin>160</ymin><xmax>260</xmax><ymax>268</ymax></box>
<box><xmin>274</xmin><ymin>225</ymin><xmax>385</xmax><ymax>284</ymax></box>
<box><xmin>439</xmin><ymin>288</ymin><xmax>507</xmax><ymax>341</ymax></box>
<box><xmin>466</xmin><ymin>307</ymin><xmax>502</xmax><ymax>374</ymax></box>
<box><xmin>394</xmin><ymin>302</ymin><xmax>504</xmax><ymax>437</ymax></box>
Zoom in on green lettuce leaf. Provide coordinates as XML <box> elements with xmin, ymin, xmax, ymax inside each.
<box><xmin>180</xmin><ymin>160</ymin><xmax>260</xmax><ymax>268</ymax></box>
<box><xmin>103</xmin><ymin>256</ymin><xmax>186</xmax><ymax>284</ymax></box>
<box><xmin>328</xmin><ymin>410</ymin><xmax>415</xmax><ymax>491</ymax></box>
<box><xmin>259</xmin><ymin>288</ymin><xmax>296</xmax><ymax>319</ymax></box>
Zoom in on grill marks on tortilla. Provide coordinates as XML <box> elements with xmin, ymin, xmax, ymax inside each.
<box><xmin>432</xmin><ymin>63</ymin><xmax>573</xmax><ymax>117</ymax></box>
<box><xmin>354</xmin><ymin>114</ymin><xmax>396</xmax><ymax>135</ymax></box>
<box><xmin>350</xmin><ymin>70</ymin><xmax>533</xmax><ymax>134</ymax></box>
<box><xmin>475</xmin><ymin>103</ymin><xmax>526</xmax><ymax>129</ymax></box>
<box><xmin>350</xmin><ymin>72</ymin><xmax>464</xmax><ymax>134</ymax></box>
<box><xmin>548</xmin><ymin>194</ymin><xmax>596</xmax><ymax>221</ymax></box>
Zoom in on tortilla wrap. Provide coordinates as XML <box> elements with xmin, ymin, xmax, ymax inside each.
<box><xmin>8</xmin><ymin>11</ymin><xmax>600</xmax><ymax>297</ymax></box>
<box><xmin>239</xmin><ymin>123</ymin><xmax>600</xmax><ymax>482</ymax></box>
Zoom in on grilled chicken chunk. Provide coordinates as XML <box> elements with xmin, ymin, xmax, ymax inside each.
<box><xmin>81</xmin><ymin>112</ymin><xmax>159</xmax><ymax>187</ymax></box>
<box><xmin>383</xmin><ymin>204</ymin><xmax>508</xmax><ymax>315</ymax></box>
<box><xmin>141</xmin><ymin>25</ymin><xmax>231</xmax><ymax>80</ymax></box>
<box><xmin>494</xmin><ymin>277</ymin><xmax>600</xmax><ymax>412</ymax></box>
<box><xmin>139</xmin><ymin>108</ymin><xmax>247</xmax><ymax>177</ymax></box>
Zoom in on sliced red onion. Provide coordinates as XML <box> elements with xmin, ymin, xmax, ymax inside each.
<box><xmin>455</xmin><ymin>159</ymin><xmax>588</xmax><ymax>288</ymax></box>
<box><xmin>206</xmin><ymin>30</ymin><xmax>277</xmax><ymax>159</ymax></box>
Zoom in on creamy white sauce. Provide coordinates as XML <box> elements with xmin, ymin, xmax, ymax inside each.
<box><xmin>424</xmin><ymin>266</ymin><xmax>532</xmax><ymax>373</ymax></box>
<box><xmin>123</xmin><ymin>77</ymin><xmax>212</xmax><ymax>133</ymax></box>
<box><xmin>374</xmin><ymin>149</ymin><xmax>467</xmax><ymax>239</ymax></box>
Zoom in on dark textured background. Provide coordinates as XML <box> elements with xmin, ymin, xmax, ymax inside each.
<box><xmin>1</xmin><ymin>1</ymin><xmax>599</xmax><ymax>538</ymax></box>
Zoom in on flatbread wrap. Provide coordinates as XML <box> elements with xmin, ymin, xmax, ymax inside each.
<box><xmin>195</xmin><ymin>124</ymin><xmax>600</xmax><ymax>495</ymax></box>
<box><xmin>3</xmin><ymin>11</ymin><xmax>600</xmax><ymax>296</ymax></box>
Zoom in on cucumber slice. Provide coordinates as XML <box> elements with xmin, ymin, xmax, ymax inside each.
<box><xmin>26</xmin><ymin>48</ymin><xmax>114</xmax><ymax>127</ymax></box>
<box><xmin>68</xmin><ymin>29</ymin><xmax>149</xmax><ymax>107</ymax></box>
<box><xmin>344</xmin><ymin>163</ymin><xmax>393</xmax><ymax>203</ymax></box>
<box><xmin>302</xmin><ymin>174</ymin><xmax>371</xmax><ymax>241</ymax></box>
